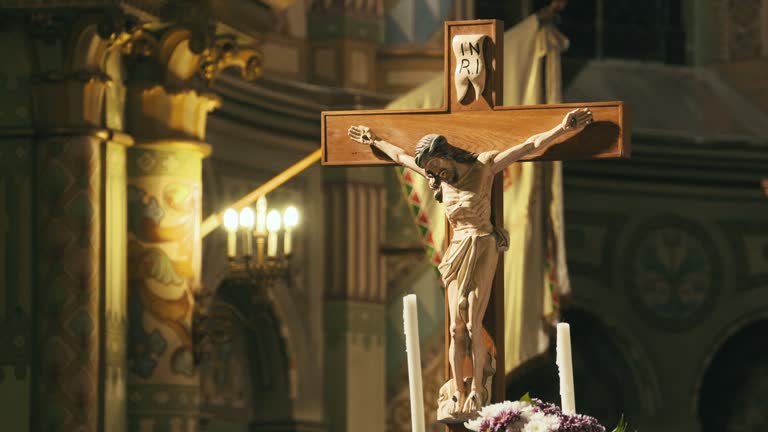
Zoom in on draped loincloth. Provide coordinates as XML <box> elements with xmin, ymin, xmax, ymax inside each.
<box><xmin>438</xmin><ymin>227</ymin><xmax>509</xmax><ymax>325</ymax></box>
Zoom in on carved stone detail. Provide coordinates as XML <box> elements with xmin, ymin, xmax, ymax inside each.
<box><xmin>121</xmin><ymin>25</ymin><xmax>263</xmax><ymax>92</ymax></box>
<box><xmin>199</xmin><ymin>35</ymin><xmax>263</xmax><ymax>82</ymax></box>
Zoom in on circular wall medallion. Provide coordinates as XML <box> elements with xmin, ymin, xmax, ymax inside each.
<box><xmin>625</xmin><ymin>216</ymin><xmax>721</xmax><ymax>331</ymax></box>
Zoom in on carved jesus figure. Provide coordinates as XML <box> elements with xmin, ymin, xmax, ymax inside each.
<box><xmin>348</xmin><ymin>107</ymin><xmax>592</xmax><ymax>417</ymax></box>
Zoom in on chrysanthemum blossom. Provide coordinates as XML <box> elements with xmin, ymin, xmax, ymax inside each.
<box><xmin>465</xmin><ymin>401</ymin><xmax>533</xmax><ymax>431</ymax></box>
<box><xmin>557</xmin><ymin>413</ymin><xmax>607</xmax><ymax>432</ymax></box>
<box><xmin>521</xmin><ymin>412</ymin><xmax>559</xmax><ymax>432</ymax></box>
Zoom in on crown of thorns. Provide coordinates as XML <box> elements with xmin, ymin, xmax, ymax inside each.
<box><xmin>414</xmin><ymin>134</ymin><xmax>447</xmax><ymax>168</ymax></box>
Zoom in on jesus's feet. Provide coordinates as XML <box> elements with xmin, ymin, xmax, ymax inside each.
<box><xmin>447</xmin><ymin>391</ymin><xmax>465</xmax><ymax>416</ymax></box>
<box><xmin>462</xmin><ymin>390</ymin><xmax>481</xmax><ymax>414</ymax></box>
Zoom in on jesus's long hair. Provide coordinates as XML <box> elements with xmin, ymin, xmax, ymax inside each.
<box><xmin>414</xmin><ymin>134</ymin><xmax>477</xmax><ymax>203</ymax></box>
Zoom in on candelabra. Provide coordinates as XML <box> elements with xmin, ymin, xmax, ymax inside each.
<box><xmin>222</xmin><ymin>196</ymin><xmax>299</xmax><ymax>287</ymax></box>
<box><xmin>194</xmin><ymin>196</ymin><xmax>299</xmax><ymax>363</ymax></box>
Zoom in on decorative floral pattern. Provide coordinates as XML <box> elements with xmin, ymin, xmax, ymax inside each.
<box><xmin>129</xmin><ymin>327</ymin><xmax>167</xmax><ymax>379</ymax></box>
<box><xmin>626</xmin><ymin>216</ymin><xmax>720</xmax><ymax>330</ymax></box>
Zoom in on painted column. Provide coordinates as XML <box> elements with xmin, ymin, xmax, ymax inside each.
<box><xmin>121</xmin><ymin>25</ymin><xmax>221</xmax><ymax>431</ymax></box>
<box><xmin>123</xmin><ymin>83</ymin><xmax>217</xmax><ymax>432</ymax></box>
<box><xmin>126</xmin><ymin>138</ymin><xmax>210</xmax><ymax>431</ymax></box>
<box><xmin>323</xmin><ymin>173</ymin><xmax>387</xmax><ymax>432</ymax></box>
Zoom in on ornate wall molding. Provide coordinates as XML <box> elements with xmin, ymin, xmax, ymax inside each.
<box><xmin>121</xmin><ymin>25</ymin><xmax>263</xmax><ymax>92</ymax></box>
<box><xmin>623</xmin><ymin>214</ymin><xmax>722</xmax><ymax>332</ymax></box>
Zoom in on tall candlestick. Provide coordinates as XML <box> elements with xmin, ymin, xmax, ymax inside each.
<box><xmin>557</xmin><ymin>322</ymin><xmax>576</xmax><ymax>415</ymax></box>
<box><xmin>256</xmin><ymin>196</ymin><xmax>267</xmax><ymax>235</ymax></box>
<box><xmin>403</xmin><ymin>294</ymin><xmax>426</xmax><ymax>432</ymax></box>
<box><xmin>255</xmin><ymin>235</ymin><xmax>266</xmax><ymax>264</ymax></box>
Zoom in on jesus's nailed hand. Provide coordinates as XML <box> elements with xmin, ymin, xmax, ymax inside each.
<box><xmin>347</xmin><ymin>125</ymin><xmax>377</xmax><ymax>146</ymax></box>
<box><xmin>561</xmin><ymin>108</ymin><xmax>593</xmax><ymax>132</ymax></box>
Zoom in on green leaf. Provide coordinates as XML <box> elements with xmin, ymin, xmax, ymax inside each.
<box><xmin>519</xmin><ymin>392</ymin><xmax>532</xmax><ymax>404</ymax></box>
<box><xmin>612</xmin><ymin>414</ymin><xmax>626</xmax><ymax>432</ymax></box>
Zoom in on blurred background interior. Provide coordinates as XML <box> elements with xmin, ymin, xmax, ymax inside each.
<box><xmin>0</xmin><ymin>1</ymin><xmax>766</xmax><ymax>431</ymax></box>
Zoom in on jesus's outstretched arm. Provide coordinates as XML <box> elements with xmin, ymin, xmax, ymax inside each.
<box><xmin>490</xmin><ymin>107</ymin><xmax>593</xmax><ymax>174</ymax></box>
<box><xmin>347</xmin><ymin>125</ymin><xmax>427</xmax><ymax>177</ymax></box>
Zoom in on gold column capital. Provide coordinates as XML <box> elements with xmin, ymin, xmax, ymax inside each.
<box><xmin>121</xmin><ymin>23</ymin><xmax>263</xmax><ymax>91</ymax></box>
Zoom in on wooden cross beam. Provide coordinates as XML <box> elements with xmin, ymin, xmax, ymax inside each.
<box><xmin>322</xmin><ymin>21</ymin><xmax>629</xmax><ymax>166</ymax></box>
<box><xmin>321</xmin><ymin>19</ymin><xmax>629</xmax><ymax>430</ymax></box>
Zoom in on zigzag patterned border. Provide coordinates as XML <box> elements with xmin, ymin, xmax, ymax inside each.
<box><xmin>394</xmin><ymin>166</ymin><xmax>443</xmax><ymax>267</ymax></box>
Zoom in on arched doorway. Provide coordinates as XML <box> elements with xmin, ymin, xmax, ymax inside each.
<box><xmin>200</xmin><ymin>277</ymin><xmax>294</xmax><ymax>430</ymax></box>
<box><xmin>699</xmin><ymin>320</ymin><xmax>768</xmax><ymax>432</ymax></box>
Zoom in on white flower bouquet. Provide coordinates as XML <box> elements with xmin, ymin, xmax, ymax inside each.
<box><xmin>464</xmin><ymin>394</ymin><xmax>633</xmax><ymax>432</ymax></box>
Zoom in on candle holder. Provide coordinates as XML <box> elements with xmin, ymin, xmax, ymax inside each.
<box><xmin>194</xmin><ymin>201</ymin><xmax>300</xmax><ymax>364</ymax></box>
<box><xmin>230</xmin><ymin>254</ymin><xmax>292</xmax><ymax>289</ymax></box>
<box><xmin>227</xmin><ymin>202</ymin><xmax>298</xmax><ymax>286</ymax></box>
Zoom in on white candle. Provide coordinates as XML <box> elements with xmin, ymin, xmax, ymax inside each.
<box><xmin>556</xmin><ymin>322</ymin><xmax>576</xmax><ymax>415</ymax></box>
<box><xmin>283</xmin><ymin>206</ymin><xmax>298</xmax><ymax>256</ymax></box>
<box><xmin>223</xmin><ymin>208</ymin><xmax>239</xmax><ymax>259</ymax></box>
<box><xmin>284</xmin><ymin>228</ymin><xmax>292</xmax><ymax>256</ymax></box>
<box><xmin>266</xmin><ymin>209</ymin><xmax>281</xmax><ymax>258</ymax></box>
<box><xmin>256</xmin><ymin>196</ymin><xmax>268</xmax><ymax>235</ymax></box>
<box><xmin>241</xmin><ymin>231</ymin><xmax>253</xmax><ymax>257</ymax></box>
<box><xmin>267</xmin><ymin>231</ymin><xmax>278</xmax><ymax>257</ymax></box>
<box><xmin>403</xmin><ymin>294</ymin><xmax>426</xmax><ymax>432</ymax></box>
<box><xmin>227</xmin><ymin>231</ymin><xmax>237</xmax><ymax>258</ymax></box>
<box><xmin>239</xmin><ymin>208</ymin><xmax>255</xmax><ymax>256</ymax></box>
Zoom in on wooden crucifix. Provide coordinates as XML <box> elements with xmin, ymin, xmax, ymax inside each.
<box><xmin>321</xmin><ymin>19</ymin><xmax>629</xmax><ymax>429</ymax></box>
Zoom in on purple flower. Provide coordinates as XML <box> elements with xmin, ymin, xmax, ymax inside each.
<box><xmin>492</xmin><ymin>409</ymin><xmax>523</xmax><ymax>431</ymax></box>
<box><xmin>480</xmin><ymin>408</ymin><xmax>524</xmax><ymax>432</ymax></box>
<box><xmin>532</xmin><ymin>398</ymin><xmax>562</xmax><ymax>416</ymax></box>
<box><xmin>479</xmin><ymin>418</ymin><xmax>492</xmax><ymax>432</ymax></box>
<box><xmin>557</xmin><ymin>414</ymin><xmax>606</xmax><ymax>432</ymax></box>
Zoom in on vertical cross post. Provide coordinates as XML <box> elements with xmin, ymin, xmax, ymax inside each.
<box><xmin>321</xmin><ymin>17</ymin><xmax>628</xmax><ymax>431</ymax></box>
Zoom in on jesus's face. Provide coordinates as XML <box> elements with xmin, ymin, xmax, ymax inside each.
<box><xmin>425</xmin><ymin>157</ymin><xmax>458</xmax><ymax>184</ymax></box>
